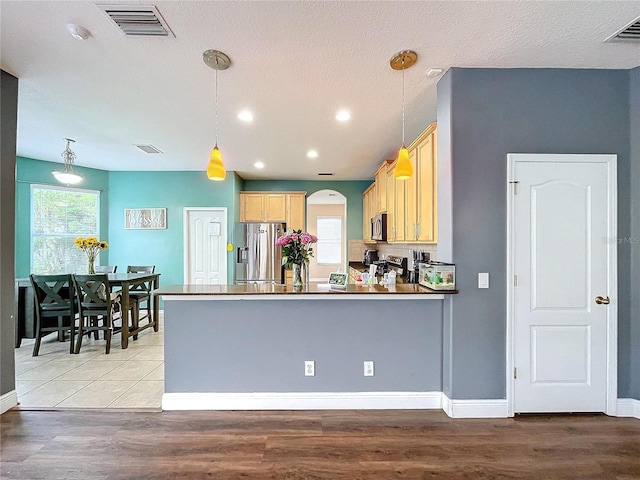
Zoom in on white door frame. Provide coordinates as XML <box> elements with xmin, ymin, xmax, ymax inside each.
<box><xmin>506</xmin><ymin>154</ymin><xmax>618</xmax><ymax>417</ymax></box>
<box><xmin>183</xmin><ymin>207</ymin><xmax>228</xmax><ymax>284</ymax></box>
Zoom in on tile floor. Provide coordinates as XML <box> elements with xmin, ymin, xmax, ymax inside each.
<box><xmin>14</xmin><ymin>314</ymin><xmax>164</xmax><ymax>410</ymax></box>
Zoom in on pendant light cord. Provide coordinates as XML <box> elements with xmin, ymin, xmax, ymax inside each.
<box><xmin>215</xmin><ymin>68</ymin><xmax>219</xmax><ymax>147</ymax></box>
<box><xmin>402</xmin><ymin>56</ymin><xmax>406</xmax><ymax>146</ymax></box>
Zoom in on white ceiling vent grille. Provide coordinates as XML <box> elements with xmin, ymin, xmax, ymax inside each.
<box><xmin>97</xmin><ymin>5</ymin><xmax>175</xmax><ymax>37</ymax></box>
<box><xmin>135</xmin><ymin>144</ymin><xmax>163</xmax><ymax>154</ymax></box>
<box><xmin>605</xmin><ymin>15</ymin><xmax>640</xmax><ymax>42</ymax></box>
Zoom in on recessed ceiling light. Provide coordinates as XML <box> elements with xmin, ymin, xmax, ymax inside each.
<box><xmin>335</xmin><ymin>110</ymin><xmax>351</xmax><ymax>122</ymax></box>
<box><xmin>254</xmin><ymin>161</ymin><xmax>264</xmax><ymax>169</ymax></box>
<box><xmin>307</xmin><ymin>150</ymin><xmax>318</xmax><ymax>159</ymax></box>
<box><xmin>66</xmin><ymin>23</ymin><xmax>90</xmax><ymax>40</ymax></box>
<box><xmin>237</xmin><ymin>110</ymin><xmax>254</xmax><ymax>122</ymax></box>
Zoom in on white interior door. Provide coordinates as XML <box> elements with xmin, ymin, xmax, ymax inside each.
<box><xmin>509</xmin><ymin>154</ymin><xmax>617</xmax><ymax>414</ymax></box>
<box><xmin>184</xmin><ymin>208</ymin><xmax>227</xmax><ymax>284</ymax></box>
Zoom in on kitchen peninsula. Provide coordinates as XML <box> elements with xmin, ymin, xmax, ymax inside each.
<box><xmin>155</xmin><ymin>283</ymin><xmax>456</xmax><ymax>411</ymax></box>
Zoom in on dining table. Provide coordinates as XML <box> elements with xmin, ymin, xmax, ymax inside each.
<box><xmin>107</xmin><ymin>272</ymin><xmax>160</xmax><ymax>349</ymax></box>
<box><xmin>14</xmin><ymin>272</ymin><xmax>160</xmax><ymax>350</ymax></box>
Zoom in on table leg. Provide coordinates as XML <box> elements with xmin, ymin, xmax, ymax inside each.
<box><xmin>153</xmin><ymin>276</ymin><xmax>159</xmax><ymax>332</ymax></box>
<box><xmin>121</xmin><ymin>282</ymin><xmax>129</xmax><ymax>349</ymax></box>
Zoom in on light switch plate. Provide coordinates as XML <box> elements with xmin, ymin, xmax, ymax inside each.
<box><xmin>478</xmin><ymin>272</ymin><xmax>489</xmax><ymax>289</ymax></box>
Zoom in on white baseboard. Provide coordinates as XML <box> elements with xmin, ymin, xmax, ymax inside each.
<box><xmin>616</xmin><ymin>398</ymin><xmax>640</xmax><ymax>419</ymax></box>
<box><xmin>163</xmin><ymin>391</ymin><xmax>442</xmax><ymax>411</ymax></box>
<box><xmin>442</xmin><ymin>393</ymin><xmax>509</xmax><ymax>418</ymax></box>
<box><xmin>0</xmin><ymin>390</ymin><xmax>18</xmax><ymax>415</ymax></box>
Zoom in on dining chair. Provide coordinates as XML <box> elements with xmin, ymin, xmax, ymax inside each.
<box><xmin>29</xmin><ymin>274</ymin><xmax>76</xmax><ymax>356</ymax></box>
<box><xmin>95</xmin><ymin>265</ymin><xmax>117</xmax><ymax>273</ymax></box>
<box><xmin>72</xmin><ymin>274</ymin><xmax>122</xmax><ymax>354</ymax></box>
<box><xmin>126</xmin><ymin>265</ymin><xmax>155</xmax><ymax>339</ymax></box>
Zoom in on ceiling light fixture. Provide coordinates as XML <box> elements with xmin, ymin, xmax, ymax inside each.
<box><xmin>66</xmin><ymin>23</ymin><xmax>90</xmax><ymax>40</ymax></box>
<box><xmin>335</xmin><ymin>110</ymin><xmax>351</xmax><ymax>122</ymax></box>
<box><xmin>307</xmin><ymin>150</ymin><xmax>318</xmax><ymax>159</ymax></box>
<box><xmin>254</xmin><ymin>161</ymin><xmax>265</xmax><ymax>169</ymax></box>
<box><xmin>237</xmin><ymin>110</ymin><xmax>254</xmax><ymax>122</ymax></box>
<box><xmin>52</xmin><ymin>138</ymin><xmax>84</xmax><ymax>185</ymax></box>
<box><xmin>203</xmin><ymin>49</ymin><xmax>231</xmax><ymax>181</ymax></box>
<box><xmin>390</xmin><ymin>50</ymin><xmax>417</xmax><ymax>180</ymax></box>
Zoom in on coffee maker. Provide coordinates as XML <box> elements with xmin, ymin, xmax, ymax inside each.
<box><xmin>408</xmin><ymin>250</ymin><xmax>429</xmax><ymax>283</ymax></box>
<box><xmin>363</xmin><ymin>249</ymin><xmax>379</xmax><ymax>266</ymax></box>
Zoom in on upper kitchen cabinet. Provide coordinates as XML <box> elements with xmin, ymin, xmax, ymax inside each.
<box><xmin>286</xmin><ymin>192</ymin><xmax>306</xmax><ymax>231</ymax></box>
<box><xmin>240</xmin><ymin>191</ymin><xmax>306</xmax><ymax>229</ymax></box>
<box><xmin>380</xmin><ymin>122</ymin><xmax>438</xmax><ymax>244</ymax></box>
<box><xmin>374</xmin><ymin>160</ymin><xmax>393</xmax><ymax>214</ymax></box>
<box><xmin>362</xmin><ymin>183</ymin><xmax>376</xmax><ymax>243</ymax></box>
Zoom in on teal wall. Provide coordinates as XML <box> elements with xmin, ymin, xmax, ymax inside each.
<box><xmin>107</xmin><ymin>171</ymin><xmax>241</xmax><ymax>286</ymax></box>
<box><xmin>243</xmin><ymin>180</ymin><xmax>371</xmax><ymax>240</ymax></box>
<box><xmin>15</xmin><ymin>157</ymin><xmax>110</xmax><ymax>278</ymax></box>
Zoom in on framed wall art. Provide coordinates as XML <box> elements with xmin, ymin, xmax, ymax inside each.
<box><xmin>124</xmin><ymin>208</ymin><xmax>167</xmax><ymax>230</ymax></box>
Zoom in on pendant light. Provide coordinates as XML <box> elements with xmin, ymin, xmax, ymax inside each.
<box><xmin>390</xmin><ymin>50</ymin><xmax>417</xmax><ymax>180</ymax></box>
<box><xmin>52</xmin><ymin>138</ymin><xmax>84</xmax><ymax>185</ymax></box>
<box><xmin>203</xmin><ymin>49</ymin><xmax>231</xmax><ymax>181</ymax></box>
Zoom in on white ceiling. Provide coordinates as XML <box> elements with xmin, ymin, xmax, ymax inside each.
<box><xmin>1</xmin><ymin>1</ymin><xmax>638</xmax><ymax>181</ymax></box>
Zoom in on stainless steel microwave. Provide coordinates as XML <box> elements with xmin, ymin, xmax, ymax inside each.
<box><xmin>371</xmin><ymin>213</ymin><xmax>387</xmax><ymax>241</ymax></box>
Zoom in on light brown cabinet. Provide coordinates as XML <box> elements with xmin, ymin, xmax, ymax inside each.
<box><xmin>362</xmin><ymin>183</ymin><xmax>376</xmax><ymax>242</ymax></box>
<box><xmin>370</xmin><ymin>122</ymin><xmax>437</xmax><ymax>244</ymax></box>
<box><xmin>374</xmin><ymin>160</ymin><xmax>393</xmax><ymax>214</ymax></box>
<box><xmin>240</xmin><ymin>192</ymin><xmax>306</xmax><ymax>230</ymax></box>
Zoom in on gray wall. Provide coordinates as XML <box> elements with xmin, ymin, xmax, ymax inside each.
<box><xmin>1</xmin><ymin>70</ymin><xmax>18</xmax><ymax>398</ymax></box>
<box><xmin>630</xmin><ymin>66</ymin><xmax>640</xmax><ymax>401</ymax></box>
<box><xmin>438</xmin><ymin>68</ymin><xmax>634</xmax><ymax>399</ymax></box>
<box><xmin>165</xmin><ymin>299</ymin><xmax>443</xmax><ymax>393</ymax></box>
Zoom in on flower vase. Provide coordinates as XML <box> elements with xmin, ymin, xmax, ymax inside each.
<box><xmin>292</xmin><ymin>263</ymin><xmax>303</xmax><ymax>289</ymax></box>
<box><xmin>87</xmin><ymin>255</ymin><xmax>96</xmax><ymax>274</ymax></box>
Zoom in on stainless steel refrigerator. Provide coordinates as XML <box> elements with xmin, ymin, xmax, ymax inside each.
<box><xmin>234</xmin><ymin>222</ymin><xmax>286</xmax><ymax>284</ymax></box>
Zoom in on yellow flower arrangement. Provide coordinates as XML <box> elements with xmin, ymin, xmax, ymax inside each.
<box><xmin>74</xmin><ymin>237</ymin><xmax>108</xmax><ymax>274</ymax></box>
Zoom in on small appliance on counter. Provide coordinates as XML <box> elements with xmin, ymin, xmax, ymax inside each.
<box><xmin>419</xmin><ymin>261</ymin><xmax>456</xmax><ymax>290</ymax></box>
<box><xmin>363</xmin><ymin>249</ymin><xmax>379</xmax><ymax>266</ymax></box>
<box><xmin>409</xmin><ymin>250</ymin><xmax>430</xmax><ymax>283</ymax></box>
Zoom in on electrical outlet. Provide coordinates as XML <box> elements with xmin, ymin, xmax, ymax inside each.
<box><xmin>364</xmin><ymin>360</ymin><xmax>374</xmax><ymax>377</ymax></box>
<box><xmin>304</xmin><ymin>360</ymin><xmax>315</xmax><ymax>377</ymax></box>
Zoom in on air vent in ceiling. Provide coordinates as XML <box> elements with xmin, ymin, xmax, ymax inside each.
<box><xmin>605</xmin><ymin>15</ymin><xmax>640</xmax><ymax>42</ymax></box>
<box><xmin>318</xmin><ymin>173</ymin><xmax>334</xmax><ymax>176</ymax></box>
<box><xmin>135</xmin><ymin>144</ymin><xmax>163</xmax><ymax>154</ymax></box>
<box><xmin>97</xmin><ymin>5</ymin><xmax>175</xmax><ymax>37</ymax></box>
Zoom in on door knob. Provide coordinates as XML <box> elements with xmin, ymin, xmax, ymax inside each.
<box><xmin>595</xmin><ymin>296</ymin><xmax>610</xmax><ymax>305</ymax></box>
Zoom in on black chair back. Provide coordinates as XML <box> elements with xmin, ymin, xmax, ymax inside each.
<box><xmin>29</xmin><ymin>274</ymin><xmax>75</xmax><ymax>356</ymax></box>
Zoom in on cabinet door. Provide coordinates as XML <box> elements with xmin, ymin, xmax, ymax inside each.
<box><xmin>375</xmin><ymin>163</ymin><xmax>387</xmax><ymax>214</ymax></box>
<box><xmin>405</xmin><ymin>148</ymin><xmax>418</xmax><ymax>241</ymax></box>
<box><xmin>264</xmin><ymin>194</ymin><xmax>286</xmax><ymax>222</ymax></box>
<box><xmin>286</xmin><ymin>193</ymin><xmax>306</xmax><ymax>231</ymax></box>
<box><xmin>394</xmin><ymin>174</ymin><xmax>406</xmax><ymax>242</ymax></box>
<box><xmin>362</xmin><ymin>184</ymin><xmax>375</xmax><ymax>241</ymax></box>
<box><xmin>386</xmin><ymin>165</ymin><xmax>396</xmax><ymax>242</ymax></box>
<box><xmin>241</xmin><ymin>193</ymin><xmax>264</xmax><ymax>222</ymax></box>
<box><xmin>417</xmin><ymin>130</ymin><xmax>437</xmax><ymax>242</ymax></box>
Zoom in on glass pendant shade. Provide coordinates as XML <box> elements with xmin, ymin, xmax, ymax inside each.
<box><xmin>394</xmin><ymin>146</ymin><xmax>412</xmax><ymax>180</ymax></box>
<box><xmin>207</xmin><ymin>146</ymin><xmax>226</xmax><ymax>181</ymax></box>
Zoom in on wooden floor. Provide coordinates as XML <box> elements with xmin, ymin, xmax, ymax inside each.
<box><xmin>1</xmin><ymin>410</ymin><xmax>639</xmax><ymax>479</ymax></box>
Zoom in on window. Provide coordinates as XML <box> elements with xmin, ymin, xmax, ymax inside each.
<box><xmin>31</xmin><ymin>185</ymin><xmax>100</xmax><ymax>274</ymax></box>
<box><xmin>316</xmin><ymin>216</ymin><xmax>342</xmax><ymax>265</ymax></box>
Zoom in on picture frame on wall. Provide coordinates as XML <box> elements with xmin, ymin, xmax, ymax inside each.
<box><xmin>124</xmin><ymin>208</ymin><xmax>167</xmax><ymax>230</ymax></box>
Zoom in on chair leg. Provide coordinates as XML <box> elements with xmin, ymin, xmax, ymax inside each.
<box><xmin>74</xmin><ymin>318</ymin><xmax>84</xmax><ymax>354</ymax></box>
<box><xmin>32</xmin><ymin>333</ymin><xmax>42</xmax><ymax>357</ymax></box>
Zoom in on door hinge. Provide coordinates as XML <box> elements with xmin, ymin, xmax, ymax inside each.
<box><xmin>514</xmin><ymin>275</ymin><xmax>518</xmax><ymax>286</ymax></box>
<box><xmin>514</xmin><ymin>367</ymin><xmax>517</xmax><ymax>379</ymax></box>
<box><xmin>509</xmin><ymin>180</ymin><xmax>520</xmax><ymax>195</ymax></box>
